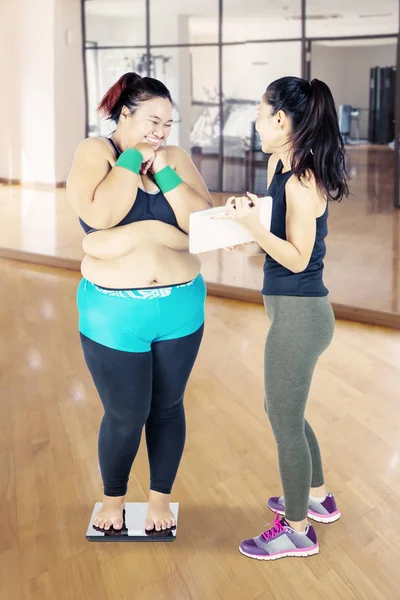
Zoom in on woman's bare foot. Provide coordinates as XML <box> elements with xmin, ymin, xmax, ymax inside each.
<box><xmin>93</xmin><ymin>495</ymin><xmax>125</xmax><ymax>531</ymax></box>
<box><xmin>145</xmin><ymin>490</ymin><xmax>176</xmax><ymax>532</ymax></box>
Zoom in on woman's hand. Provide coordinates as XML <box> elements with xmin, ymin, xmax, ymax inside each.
<box><xmin>212</xmin><ymin>192</ymin><xmax>264</xmax><ymax>255</ymax></box>
<box><xmin>219</xmin><ymin>192</ymin><xmax>261</xmax><ymax>230</ymax></box>
<box><xmin>140</xmin><ymin>148</ymin><xmax>168</xmax><ymax>177</ymax></box>
<box><xmin>224</xmin><ymin>242</ymin><xmax>264</xmax><ymax>256</ymax></box>
<box><xmin>224</xmin><ymin>242</ymin><xmax>251</xmax><ymax>252</ymax></box>
<box><xmin>135</xmin><ymin>142</ymin><xmax>155</xmax><ymax>162</ymax></box>
<box><xmin>150</xmin><ymin>149</ymin><xmax>169</xmax><ymax>174</ymax></box>
<box><xmin>135</xmin><ymin>142</ymin><xmax>156</xmax><ymax>175</ymax></box>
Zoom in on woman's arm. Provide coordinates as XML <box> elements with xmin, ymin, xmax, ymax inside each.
<box><xmin>152</xmin><ymin>147</ymin><xmax>213</xmax><ymax>233</ymax></box>
<box><xmin>225</xmin><ymin>154</ymin><xmax>279</xmax><ymax>256</ymax></box>
<box><xmin>82</xmin><ymin>220</ymin><xmax>189</xmax><ymax>260</ymax></box>
<box><xmin>220</xmin><ymin>177</ymin><xmax>321</xmax><ymax>273</ymax></box>
<box><xmin>67</xmin><ymin>138</ymin><xmax>153</xmax><ymax>230</ymax></box>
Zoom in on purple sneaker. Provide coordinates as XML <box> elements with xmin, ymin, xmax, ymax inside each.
<box><xmin>268</xmin><ymin>493</ymin><xmax>341</xmax><ymax>524</ymax></box>
<box><xmin>239</xmin><ymin>513</ymin><xmax>319</xmax><ymax>561</ymax></box>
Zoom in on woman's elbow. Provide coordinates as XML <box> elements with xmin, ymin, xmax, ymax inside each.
<box><xmin>199</xmin><ymin>190</ymin><xmax>213</xmax><ymax>207</ymax></box>
<box><xmin>290</xmin><ymin>259</ymin><xmax>309</xmax><ymax>274</ymax></box>
<box><xmin>80</xmin><ymin>210</ymin><xmax>114</xmax><ymax>231</ymax></box>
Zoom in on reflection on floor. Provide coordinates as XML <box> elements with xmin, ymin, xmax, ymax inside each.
<box><xmin>0</xmin><ymin>146</ymin><xmax>399</xmax><ymax>326</ymax></box>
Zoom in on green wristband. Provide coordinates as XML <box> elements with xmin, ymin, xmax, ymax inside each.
<box><xmin>153</xmin><ymin>166</ymin><xmax>183</xmax><ymax>193</ymax></box>
<box><xmin>115</xmin><ymin>148</ymin><xmax>143</xmax><ymax>175</ymax></box>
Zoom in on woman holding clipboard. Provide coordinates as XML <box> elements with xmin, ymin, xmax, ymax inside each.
<box><xmin>219</xmin><ymin>76</ymin><xmax>349</xmax><ymax>560</ymax></box>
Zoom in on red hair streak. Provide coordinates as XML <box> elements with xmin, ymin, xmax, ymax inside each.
<box><xmin>97</xmin><ymin>73</ymin><xmax>141</xmax><ymax>119</ymax></box>
<box><xmin>95</xmin><ymin>72</ymin><xmax>171</xmax><ymax>123</ymax></box>
<box><xmin>97</xmin><ymin>76</ymin><xmax>128</xmax><ymax>119</ymax></box>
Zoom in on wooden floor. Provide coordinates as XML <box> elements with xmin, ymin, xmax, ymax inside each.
<box><xmin>1</xmin><ymin>257</ymin><xmax>400</xmax><ymax>600</ymax></box>
<box><xmin>0</xmin><ymin>146</ymin><xmax>399</xmax><ymax>327</ymax></box>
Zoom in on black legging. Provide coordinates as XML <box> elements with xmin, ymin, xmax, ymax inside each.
<box><xmin>80</xmin><ymin>325</ymin><xmax>204</xmax><ymax>496</ymax></box>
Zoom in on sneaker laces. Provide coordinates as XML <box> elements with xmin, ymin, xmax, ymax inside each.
<box><xmin>261</xmin><ymin>512</ymin><xmax>284</xmax><ymax>541</ymax></box>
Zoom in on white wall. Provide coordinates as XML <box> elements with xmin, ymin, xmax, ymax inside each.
<box><xmin>0</xmin><ymin>2</ymin><xmax>21</xmax><ymax>182</ymax></box>
<box><xmin>86</xmin><ymin>15</ymin><xmax>146</xmax><ymax>46</ymax></box>
<box><xmin>311</xmin><ymin>42</ymin><xmax>397</xmax><ymax>140</ymax></box>
<box><xmin>0</xmin><ymin>0</ymin><xmax>85</xmax><ymax>184</ymax></box>
<box><xmin>54</xmin><ymin>0</ymin><xmax>86</xmax><ymax>183</ymax></box>
<box><xmin>19</xmin><ymin>0</ymin><xmax>56</xmax><ymax>184</ymax></box>
<box><xmin>224</xmin><ymin>42</ymin><xmax>302</xmax><ymax>102</ymax></box>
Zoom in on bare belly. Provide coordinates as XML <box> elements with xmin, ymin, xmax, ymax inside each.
<box><xmin>81</xmin><ymin>244</ymin><xmax>202</xmax><ymax>289</ymax></box>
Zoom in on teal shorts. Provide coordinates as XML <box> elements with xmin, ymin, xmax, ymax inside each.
<box><xmin>77</xmin><ymin>274</ymin><xmax>207</xmax><ymax>353</ymax></box>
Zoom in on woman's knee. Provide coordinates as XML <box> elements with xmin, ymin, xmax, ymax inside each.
<box><xmin>264</xmin><ymin>393</ymin><xmax>285</xmax><ymax>423</ymax></box>
<box><xmin>265</xmin><ymin>397</ymin><xmax>304</xmax><ymax>438</ymax></box>
<box><xmin>102</xmin><ymin>405</ymin><xmax>150</xmax><ymax>436</ymax></box>
<box><xmin>147</xmin><ymin>398</ymin><xmax>184</xmax><ymax>423</ymax></box>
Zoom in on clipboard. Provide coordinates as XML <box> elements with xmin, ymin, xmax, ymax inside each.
<box><xmin>189</xmin><ymin>196</ymin><xmax>273</xmax><ymax>254</ymax></box>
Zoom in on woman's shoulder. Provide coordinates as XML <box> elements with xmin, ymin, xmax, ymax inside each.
<box><xmin>73</xmin><ymin>137</ymin><xmax>115</xmax><ymax>161</ymax></box>
<box><xmin>286</xmin><ymin>170</ymin><xmax>327</xmax><ymax>216</ymax></box>
<box><xmin>163</xmin><ymin>145</ymin><xmax>187</xmax><ymax>159</ymax></box>
<box><xmin>288</xmin><ymin>169</ymin><xmax>322</xmax><ymax>196</ymax></box>
<box><xmin>286</xmin><ymin>170</ymin><xmax>319</xmax><ymax>201</ymax></box>
<box><xmin>163</xmin><ymin>145</ymin><xmax>195</xmax><ymax>170</ymax></box>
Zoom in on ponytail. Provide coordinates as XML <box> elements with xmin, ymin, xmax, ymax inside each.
<box><xmin>97</xmin><ymin>72</ymin><xmax>172</xmax><ymax>124</ymax></box>
<box><xmin>265</xmin><ymin>76</ymin><xmax>349</xmax><ymax>201</ymax></box>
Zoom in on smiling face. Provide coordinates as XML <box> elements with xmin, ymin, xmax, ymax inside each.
<box><xmin>121</xmin><ymin>97</ymin><xmax>173</xmax><ymax>150</ymax></box>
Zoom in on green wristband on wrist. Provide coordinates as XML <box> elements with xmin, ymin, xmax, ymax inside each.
<box><xmin>115</xmin><ymin>148</ymin><xmax>143</xmax><ymax>175</ymax></box>
<box><xmin>153</xmin><ymin>166</ymin><xmax>183</xmax><ymax>193</ymax></box>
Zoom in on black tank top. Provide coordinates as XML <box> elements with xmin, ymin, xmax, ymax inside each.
<box><xmin>79</xmin><ymin>138</ymin><xmax>182</xmax><ymax>233</ymax></box>
<box><xmin>262</xmin><ymin>159</ymin><xmax>329</xmax><ymax>297</ymax></box>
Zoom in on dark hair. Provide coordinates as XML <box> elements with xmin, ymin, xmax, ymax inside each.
<box><xmin>265</xmin><ymin>76</ymin><xmax>349</xmax><ymax>201</ymax></box>
<box><xmin>97</xmin><ymin>72</ymin><xmax>172</xmax><ymax>123</ymax></box>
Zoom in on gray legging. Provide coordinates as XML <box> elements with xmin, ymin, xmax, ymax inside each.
<box><xmin>263</xmin><ymin>295</ymin><xmax>335</xmax><ymax>522</ymax></box>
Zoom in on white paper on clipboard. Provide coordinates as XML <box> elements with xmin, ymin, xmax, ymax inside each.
<box><xmin>189</xmin><ymin>196</ymin><xmax>273</xmax><ymax>254</ymax></box>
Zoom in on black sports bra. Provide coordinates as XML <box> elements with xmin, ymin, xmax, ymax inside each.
<box><xmin>79</xmin><ymin>138</ymin><xmax>181</xmax><ymax>233</ymax></box>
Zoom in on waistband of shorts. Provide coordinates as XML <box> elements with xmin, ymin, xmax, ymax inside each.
<box><xmin>84</xmin><ymin>274</ymin><xmax>203</xmax><ymax>300</ymax></box>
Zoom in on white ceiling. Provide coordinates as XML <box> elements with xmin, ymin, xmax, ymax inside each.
<box><xmin>85</xmin><ymin>0</ymin><xmax>399</xmax><ymax>37</ymax></box>
<box><xmin>85</xmin><ymin>0</ymin><xmax>399</xmax><ymax>19</ymax></box>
